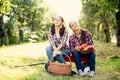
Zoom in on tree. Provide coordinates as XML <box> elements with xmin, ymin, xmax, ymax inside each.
<box><xmin>11</xmin><ymin>0</ymin><xmax>34</xmax><ymax>42</ymax></box>
<box><xmin>80</xmin><ymin>0</ymin><xmax>120</xmax><ymax>45</ymax></box>
<box><xmin>94</xmin><ymin>0</ymin><xmax>120</xmax><ymax>45</ymax></box>
<box><xmin>0</xmin><ymin>0</ymin><xmax>11</xmax><ymax>45</ymax></box>
<box><xmin>112</xmin><ymin>0</ymin><xmax>120</xmax><ymax>46</ymax></box>
<box><xmin>9</xmin><ymin>0</ymin><xmax>46</xmax><ymax>42</ymax></box>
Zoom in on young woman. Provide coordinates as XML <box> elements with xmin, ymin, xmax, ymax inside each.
<box><xmin>46</xmin><ymin>16</ymin><xmax>70</xmax><ymax>64</ymax></box>
<box><xmin>69</xmin><ymin>21</ymin><xmax>96</xmax><ymax>76</ymax></box>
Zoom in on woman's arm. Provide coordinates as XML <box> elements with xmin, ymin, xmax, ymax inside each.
<box><xmin>55</xmin><ymin>44</ymin><xmax>63</xmax><ymax>51</ymax></box>
<box><xmin>56</xmin><ymin>29</ymin><xmax>68</xmax><ymax>51</ymax></box>
<box><xmin>69</xmin><ymin>36</ymin><xmax>75</xmax><ymax>53</ymax></box>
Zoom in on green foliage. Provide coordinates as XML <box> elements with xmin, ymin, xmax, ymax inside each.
<box><xmin>80</xmin><ymin>0</ymin><xmax>120</xmax><ymax>43</ymax></box>
<box><xmin>2</xmin><ymin>0</ymin><xmax>49</xmax><ymax>45</ymax></box>
<box><xmin>4</xmin><ymin>18</ymin><xmax>19</xmax><ymax>44</ymax></box>
<box><xmin>24</xmin><ymin>32</ymin><xmax>40</xmax><ymax>43</ymax></box>
<box><xmin>0</xmin><ymin>0</ymin><xmax>11</xmax><ymax>16</ymax></box>
<box><xmin>79</xmin><ymin>0</ymin><xmax>99</xmax><ymax>33</ymax></box>
<box><xmin>24</xmin><ymin>30</ymin><xmax>48</xmax><ymax>43</ymax></box>
<box><xmin>9</xmin><ymin>33</ymin><xmax>19</xmax><ymax>44</ymax></box>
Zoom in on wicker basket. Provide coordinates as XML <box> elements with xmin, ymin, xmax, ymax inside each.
<box><xmin>48</xmin><ymin>53</ymin><xmax>72</xmax><ymax>75</ymax></box>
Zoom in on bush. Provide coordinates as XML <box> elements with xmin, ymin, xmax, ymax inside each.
<box><xmin>24</xmin><ymin>31</ymin><xmax>48</xmax><ymax>43</ymax></box>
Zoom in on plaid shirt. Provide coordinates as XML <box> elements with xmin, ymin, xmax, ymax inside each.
<box><xmin>48</xmin><ymin>29</ymin><xmax>69</xmax><ymax>50</ymax></box>
<box><xmin>69</xmin><ymin>30</ymin><xmax>94</xmax><ymax>52</ymax></box>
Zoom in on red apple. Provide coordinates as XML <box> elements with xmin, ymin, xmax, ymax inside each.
<box><xmin>84</xmin><ymin>47</ymin><xmax>88</xmax><ymax>51</ymax></box>
<box><xmin>79</xmin><ymin>46</ymin><xmax>83</xmax><ymax>50</ymax></box>
<box><xmin>87</xmin><ymin>45</ymin><xmax>94</xmax><ymax>50</ymax></box>
<box><xmin>81</xmin><ymin>43</ymin><xmax>87</xmax><ymax>49</ymax></box>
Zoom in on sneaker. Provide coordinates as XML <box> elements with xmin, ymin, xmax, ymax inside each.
<box><xmin>84</xmin><ymin>66</ymin><xmax>90</xmax><ymax>76</ymax></box>
<box><xmin>88</xmin><ymin>71</ymin><xmax>95</xmax><ymax>77</ymax></box>
<box><xmin>78</xmin><ymin>69</ymin><xmax>85</xmax><ymax>76</ymax></box>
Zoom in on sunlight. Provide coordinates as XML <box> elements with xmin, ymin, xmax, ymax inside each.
<box><xmin>44</xmin><ymin>0</ymin><xmax>82</xmax><ymax>24</ymax></box>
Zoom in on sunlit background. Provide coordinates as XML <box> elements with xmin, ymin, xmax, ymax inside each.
<box><xmin>44</xmin><ymin>0</ymin><xmax>82</xmax><ymax>24</ymax></box>
<box><xmin>0</xmin><ymin>0</ymin><xmax>120</xmax><ymax>79</ymax></box>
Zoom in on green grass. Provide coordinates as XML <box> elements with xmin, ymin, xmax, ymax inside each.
<box><xmin>0</xmin><ymin>41</ymin><xmax>120</xmax><ymax>80</ymax></box>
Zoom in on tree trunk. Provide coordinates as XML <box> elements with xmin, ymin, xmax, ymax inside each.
<box><xmin>18</xmin><ymin>15</ymin><xmax>24</xmax><ymax>42</ymax></box>
<box><xmin>116</xmin><ymin>10</ymin><xmax>120</xmax><ymax>46</ymax></box>
<box><xmin>104</xmin><ymin>28</ymin><xmax>111</xmax><ymax>43</ymax></box>
<box><xmin>101</xmin><ymin>15</ymin><xmax>111</xmax><ymax>43</ymax></box>
<box><xmin>19</xmin><ymin>29</ymin><xmax>24</xmax><ymax>42</ymax></box>
<box><xmin>31</xmin><ymin>14</ymin><xmax>35</xmax><ymax>31</ymax></box>
<box><xmin>31</xmin><ymin>10</ymin><xmax>36</xmax><ymax>32</ymax></box>
<box><xmin>0</xmin><ymin>15</ymin><xmax>8</xmax><ymax>46</ymax></box>
<box><xmin>96</xmin><ymin>23</ymin><xmax>100</xmax><ymax>40</ymax></box>
<box><xmin>31</xmin><ymin>22</ymin><xmax>35</xmax><ymax>31</ymax></box>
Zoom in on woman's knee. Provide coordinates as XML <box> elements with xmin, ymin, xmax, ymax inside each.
<box><xmin>73</xmin><ymin>50</ymin><xmax>79</xmax><ymax>56</ymax></box>
<box><xmin>46</xmin><ymin>46</ymin><xmax>52</xmax><ymax>52</ymax></box>
<box><xmin>90</xmin><ymin>53</ymin><xmax>96</xmax><ymax>58</ymax></box>
<box><xmin>61</xmin><ymin>50</ymin><xmax>70</xmax><ymax>55</ymax></box>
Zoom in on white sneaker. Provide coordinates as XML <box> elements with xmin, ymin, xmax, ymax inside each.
<box><xmin>78</xmin><ymin>70</ymin><xmax>85</xmax><ymax>76</ymax></box>
<box><xmin>84</xmin><ymin>66</ymin><xmax>90</xmax><ymax>76</ymax></box>
<box><xmin>88</xmin><ymin>71</ymin><xmax>95</xmax><ymax>77</ymax></box>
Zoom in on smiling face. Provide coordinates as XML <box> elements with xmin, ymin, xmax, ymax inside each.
<box><xmin>53</xmin><ymin>16</ymin><xmax>64</xmax><ymax>27</ymax></box>
<box><xmin>69</xmin><ymin>21</ymin><xmax>80</xmax><ymax>31</ymax></box>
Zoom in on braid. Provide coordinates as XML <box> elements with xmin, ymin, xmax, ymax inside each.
<box><xmin>59</xmin><ymin>25</ymin><xmax>65</xmax><ymax>37</ymax></box>
<box><xmin>81</xmin><ymin>29</ymin><xmax>86</xmax><ymax>43</ymax></box>
<box><xmin>51</xmin><ymin>24</ymin><xmax>55</xmax><ymax>35</ymax></box>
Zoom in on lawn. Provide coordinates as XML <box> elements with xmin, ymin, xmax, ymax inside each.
<box><xmin>0</xmin><ymin>41</ymin><xmax>120</xmax><ymax>80</ymax></box>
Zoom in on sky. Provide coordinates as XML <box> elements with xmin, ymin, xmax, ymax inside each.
<box><xmin>44</xmin><ymin>0</ymin><xmax>82</xmax><ymax>24</ymax></box>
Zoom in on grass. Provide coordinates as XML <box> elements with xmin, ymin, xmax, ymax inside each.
<box><xmin>0</xmin><ymin>41</ymin><xmax>120</xmax><ymax>80</ymax></box>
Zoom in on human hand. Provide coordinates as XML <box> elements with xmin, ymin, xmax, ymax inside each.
<box><xmin>53</xmin><ymin>50</ymin><xmax>62</xmax><ymax>57</ymax></box>
<box><xmin>74</xmin><ymin>46</ymin><xmax>80</xmax><ymax>51</ymax></box>
<box><xmin>53</xmin><ymin>50</ymin><xmax>58</xmax><ymax>57</ymax></box>
<box><xmin>57</xmin><ymin>51</ymin><xmax>62</xmax><ymax>54</ymax></box>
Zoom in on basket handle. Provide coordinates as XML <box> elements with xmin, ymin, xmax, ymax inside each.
<box><xmin>49</xmin><ymin>52</ymin><xmax>72</xmax><ymax>65</ymax></box>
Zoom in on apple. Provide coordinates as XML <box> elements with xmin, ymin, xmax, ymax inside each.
<box><xmin>84</xmin><ymin>47</ymin><xmax>88</xmax><ymax>51</ymax></box>
<box><xmin>87</xmin><ymin>45</ymin><xmax>94</xmax><ymax>50</ymax></box>
<box><xmin>79</xmin><ymin>46</ymin><xmax>83</xmax><ymax>50</ymax></box>
<box><xmin>81</xmin><ymin>43</ymin><xmax>87</xmax><ymax>49</ymax></box>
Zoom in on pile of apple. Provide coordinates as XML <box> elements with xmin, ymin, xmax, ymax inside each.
<box><xmin>79</xmin><ymin>43</ymin><xmax>94</xmax><ymax>52</ymax></box>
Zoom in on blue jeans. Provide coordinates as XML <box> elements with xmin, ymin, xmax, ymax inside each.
<box><xmin>46</xmin><ymin>46</ymin><xmax>70</xmax><ymax>64</ymax></box>
<box><xmin>72</xmin><ymin>50</ymin><xmax>96</xmax><ymax>71</ymax></box>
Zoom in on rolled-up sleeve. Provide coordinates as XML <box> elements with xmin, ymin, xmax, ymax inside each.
<box><xmin>69</xmin><ymin>36</ymin><xmax>75</xmax><ymax>52</ymax></box>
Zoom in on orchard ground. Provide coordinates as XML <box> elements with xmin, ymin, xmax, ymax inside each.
<box><xmin>0</xmin><ymin>41</ymin><xmax>120</xmax><ymax>80</ymax></box>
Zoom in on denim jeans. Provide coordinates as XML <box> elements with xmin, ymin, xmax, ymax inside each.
<box><xmin>46</xmin><ymin>46</ymin><xmax>70</xmax><ymax>64</ymax></box>
<box><xmin>72</xmin><ymin>50</ymin><xmax>96</xmax><ymax>71</ymax></box>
